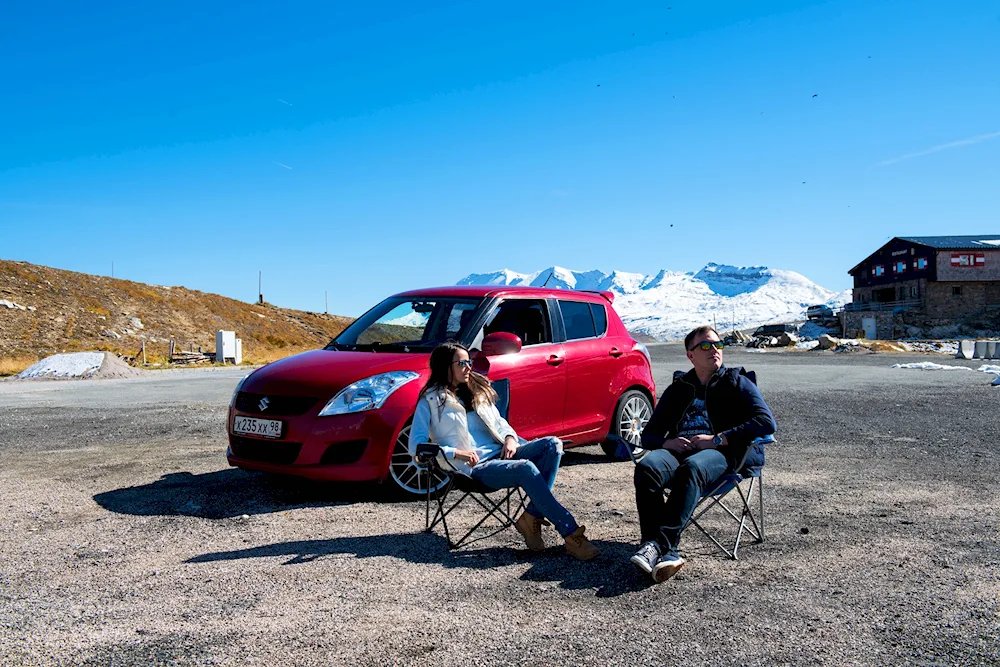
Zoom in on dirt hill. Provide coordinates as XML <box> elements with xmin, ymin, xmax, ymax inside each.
<box><xmin>0</xmin><ymin>259</ymin><xmax>353</xmax><ymax>373</ymax></box>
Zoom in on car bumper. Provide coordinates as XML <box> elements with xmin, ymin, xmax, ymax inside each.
<box><xmin>225</xmin><ymin>403</ymin><xmax>411</xmax><ymax>482</ymax></box>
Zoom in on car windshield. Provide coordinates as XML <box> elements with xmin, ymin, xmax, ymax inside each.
<box><xmin>328</xmin><ymin>296</ymin><xmax>484</xmax><ymax>351</ymax></box>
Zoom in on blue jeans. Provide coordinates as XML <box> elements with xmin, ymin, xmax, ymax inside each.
<box><xmin>634</xmin><ymin>448</ymin><xmax>730</xmax><ymax>554</ymax></box>
<box><xmin>470</xmin><ymin>436</ymin><xmax>579</xmax><ymax>538</ymax></box>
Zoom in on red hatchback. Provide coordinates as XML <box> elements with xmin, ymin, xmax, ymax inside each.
<box><xmin>226</xmin><ymin>286</ymin><xmax>656</xmax><ymax>495</ymax></box>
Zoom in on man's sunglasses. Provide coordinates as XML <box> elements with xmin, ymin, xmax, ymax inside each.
<box><xmin>690</xmin><ymin>340</ymin><xmax>724</xmax><ymax>352</ymax></box>
<box><xmin>452</xmin><ymin>359</ymin><xmax>474</xmax><ymax>369</ymax></box>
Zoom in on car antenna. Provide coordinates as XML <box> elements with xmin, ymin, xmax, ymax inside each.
<box><xmin>541</xmin><ymin>271</ymin><xmax>554</xmax><ymax>287</ymax></box>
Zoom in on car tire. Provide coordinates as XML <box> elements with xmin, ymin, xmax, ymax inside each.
<box><xmin>603</xmin><ymin>390</ymin><xmax>652</xmax><ymax>457</ymax></box>
<box><xmin>387</xmin><ymin>421</ymin><xmax>450</xmax><ymax>497</ymax></box>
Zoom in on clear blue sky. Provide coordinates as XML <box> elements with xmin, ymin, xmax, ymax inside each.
<box><xmin>2</xmin><ymin>0</ymin><xmax>998</xmax><ymax>315</ymax></box>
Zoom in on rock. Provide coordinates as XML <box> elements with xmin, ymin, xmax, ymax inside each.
<box><xmin>817</xmin><ymin>334</ymin><xmax>841</xmax><ymax>350</ymax></box>
<box><xmin>100</xmin><ymin>329</ymin><xmax>121</xmax><ymax>339</ymax></box>
<box><xmin>775</xmin><ymin>332</ymin><xmax>799</xmax><ymax>346</ymax></box>
<box><xmin>129</xmin><ymin>317</ymin><xmax>144</xmax><ymax>329</ymax></box>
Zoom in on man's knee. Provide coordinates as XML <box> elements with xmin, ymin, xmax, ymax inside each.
<box><xmin>635</xmin><ymin>456</ymin><xmax>667</xmax><ymax>489</ymax></box>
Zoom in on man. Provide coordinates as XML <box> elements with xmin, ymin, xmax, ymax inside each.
<box><xmin>630</xmin><ymin>325</ymin><xmax>776</xmax><ymax>583</ymax></box>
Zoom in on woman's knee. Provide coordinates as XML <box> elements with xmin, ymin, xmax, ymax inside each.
<box><xmin>543</xmin><ymin>436</ymin><xmax>563</xmax><ymax>456</ymax></box>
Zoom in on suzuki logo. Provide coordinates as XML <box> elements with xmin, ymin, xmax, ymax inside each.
<box><xmin>258</xmin><ymin>396</ymin><xmax>270</xmax><ymax>412</ymax></box>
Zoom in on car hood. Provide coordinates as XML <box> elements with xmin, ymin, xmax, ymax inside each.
<box><xmin>243</xmin><ymin>349</ymin><xmax>430</xmax><ymax>397</ymax></box>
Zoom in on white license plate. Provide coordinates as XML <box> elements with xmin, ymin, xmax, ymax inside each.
<box><xmin>233</xmin><ymin>416</ymin><xmax>283</xmax><ymax>439</ymax></box>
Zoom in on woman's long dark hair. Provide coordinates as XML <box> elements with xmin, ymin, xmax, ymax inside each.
<box><xmin>419</xmin><ymin>341</ymin><xmax>497</xmax><ymax>410</ymax></box>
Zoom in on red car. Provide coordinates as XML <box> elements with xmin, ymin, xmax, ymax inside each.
<box><xmin>226</xmin><ymin>286</ymin><xmax>656</xmax><ymax>495</ymax></box>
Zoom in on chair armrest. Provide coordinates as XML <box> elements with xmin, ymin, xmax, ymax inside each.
<box><xmin>414</xmin><ymin>442</ymin><xmax>442</xmax><ymax>466</ymax></box>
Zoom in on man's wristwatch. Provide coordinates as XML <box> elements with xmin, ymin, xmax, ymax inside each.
<box><xmin>712</xmin><ymin>434</ymin><xmax>724</xmax><ymax>446</ymax></box>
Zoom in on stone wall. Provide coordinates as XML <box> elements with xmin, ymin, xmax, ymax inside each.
<box><xmin>935</xmin><ymin>249</ymin><xmax>1000</xmax><ymax>281</ymax></box>
<box><xmin>843</xmin><ymin>310</ymin><xmax>896</xmax><ymax>339</ymax></box>
<box><xmin>924</xmin><ymin>281</ymin><xmax>1000</xmax><ymax>317</ymax></box>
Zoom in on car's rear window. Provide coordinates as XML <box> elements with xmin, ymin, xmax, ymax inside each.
<box><xmin>329</xmin><ymin>297</ymin><xmax>483</xmax><ymax>351</ymax></box>
<box><xmin>558</xmin><ymin>300</ymin><xmax>607</xmax><ymax>340</ymax></box>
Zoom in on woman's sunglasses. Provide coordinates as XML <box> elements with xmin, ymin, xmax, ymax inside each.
<box><xmin>690</xmin><ymin>340</ymin><xmax>725</xmax><ymax>352</ymax></box>
<box><xmin>452</xmin><ymin>359</ymin><xmax>474</xmax><ymax>369</ymax></box>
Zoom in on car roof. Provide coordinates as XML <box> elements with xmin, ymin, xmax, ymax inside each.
<box><xmin>393</xmin><ymin>285</ymin><xmax>615</xmax><ymax>303</ymax></box>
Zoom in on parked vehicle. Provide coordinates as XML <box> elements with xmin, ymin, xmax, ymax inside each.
<box><xmin>226</xmin><ymin>286</ymin><xmax>657</xmax><ymax>495</ymax></box>
<box><xmin>806</xmin><ymin>304</ymin><xmax>834</xmax><ymax>319</ymax></box>
<box><xmin>752</xmin><ymin>322</ymin><xmax>798</xmax><ymax>337</ymax></box>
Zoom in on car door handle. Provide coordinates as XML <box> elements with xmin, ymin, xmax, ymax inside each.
<box><xmin>546</xmin><ymin>354</ymin><xmax>565</xmax><ymax>366</ymax></box>
<box><xmin>609</xmin><ymin>347</ymin><xmax>624</xmax><ymax>357</ymax></box>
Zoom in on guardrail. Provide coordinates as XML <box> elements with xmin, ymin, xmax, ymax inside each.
<box><xmin>842</xmin><ymin>299</ymin><xmax>922</xmax><ymax>313</ymax></box>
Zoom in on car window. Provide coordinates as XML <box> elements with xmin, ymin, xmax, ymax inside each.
<box><xmin>482</xmin><ymin>299</ymin><xmax>551</xmax><ymax>346</ymax></box>
<box><xmin>558</xmin><ymin>300</ymin><xmax>599</xmax><ymax>340</ymax></box>
<box><xmin>590</xmin><ymin>303</ymin><xmax>608</xmax><ymax>336</ymax></box>
<box><xmin>330</xmin><ymin>296</ymin><xmax>483</xmax><ymax>351</ymax></box>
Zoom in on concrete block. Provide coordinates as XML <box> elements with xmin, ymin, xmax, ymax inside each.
<box><xmin>956</xmin><ymin>340</ymin><xmax>975</xmax><ymax>359</ymax></box>
<box><xmin>973</xmin><ymin>340</ymin><xmax>988</xmax><ymax>359</ymax></box>
<box><xmin>988</xmin><ymin>341</ymin><xmax>999</xmax><ymax>359</ymax></box>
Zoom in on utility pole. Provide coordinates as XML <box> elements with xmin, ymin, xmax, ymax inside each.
<box><xmin>258</xmin><ymin>271</ymin><xmax>263</xmax><ymax>305</ymax></box>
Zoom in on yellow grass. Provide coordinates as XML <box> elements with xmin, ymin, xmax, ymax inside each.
<box><xmin>0</xmin><ymin>355</ymin><xmax>39</xmax><ymax>377</ymax></box>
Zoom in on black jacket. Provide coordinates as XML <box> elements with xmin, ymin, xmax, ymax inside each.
<box><xmin>640</xmin><ymin>365</ymin><xmax>776</xmax><ymax>468</ymax></box>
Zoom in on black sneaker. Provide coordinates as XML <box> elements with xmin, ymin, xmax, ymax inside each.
<box><xmin>651</xmin><ymin>552</ymin><xmax>685</xmax><ymax>583</ymax></box>
<box><xmin>630</xmin><ymin>541</ymin><xmax>661</xmax><ymax>575</ymax></box>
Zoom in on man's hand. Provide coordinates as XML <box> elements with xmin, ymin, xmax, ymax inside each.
<box><xmin>455</xmin><ymin>449</ymin><xmax>480</xmax><ymax>466</ymax></box>
<box><xmin>663</xmin><ymin>437</ymin><xmax>693</xmax><ymax>454</ymax></box>
<box><xmin>500</xmin><ymin>436</ymin><xmax>519</xmax><ymax>460</ymax></box>
<box><xmin>687</xmin><ymin>434</ymin><xmax>716</xmax><ymax>450</ymax></box>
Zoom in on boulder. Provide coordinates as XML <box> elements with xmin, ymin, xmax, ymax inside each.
<box><xmin>101</xmin><ymin>329</ymin><xmax>121</xmax><ymax>339</ymax></box>
<box><xmin>774</xmin><ymin>332</ymin><xmax>799</xmax><ymax>346</ymax></box>
<box><xmin>817</xmin><ymin>334</ymin><xmax>841</xmax><ymax>350</ymax></box>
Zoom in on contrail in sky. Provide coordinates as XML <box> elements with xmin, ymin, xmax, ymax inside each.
<box><xmin>276</xmin><ymin>98</ymin><xmax>293</xmax><ymax>106</ymax></box>
<box><xmin>877</xmin><ymin>130</ymin><xmax>1000</xmax><ymax>166</ymax></box>
<box><xmin>273</xmin><ymin>162</ymin><xmax>293</xmax><ymax>170</ymax></box>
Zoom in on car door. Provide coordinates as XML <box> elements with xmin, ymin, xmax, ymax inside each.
<box><xmin>557</xmin><ymin>299</ymin><xmax>622</xmax><ymax>439</ymax></box>
<box><xmin>474</xmin><ymin>298</ymin><xmax>566</xmax><ymax>439</ymax></box>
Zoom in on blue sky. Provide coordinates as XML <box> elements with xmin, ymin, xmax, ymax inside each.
<box><xmin>2</xmin><ymin>0</ymin><xmax>998</xmax><ymax>315</ymax></box>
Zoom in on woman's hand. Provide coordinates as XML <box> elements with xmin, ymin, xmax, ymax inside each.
<box><xmin>500</xmin><ymin>436</ymin><xmax>519</xmax><ymax>460</ymax></box>
<box><xmin>454</xmin><ymin>449</ymin><xmax>480</xmax><ymax>466</ymax></box>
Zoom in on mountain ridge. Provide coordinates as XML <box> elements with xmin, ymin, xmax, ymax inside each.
<box><xmin>459</xmin><ymin>264</ymin><xmax>851</xmax><ymax>340</ymax></box>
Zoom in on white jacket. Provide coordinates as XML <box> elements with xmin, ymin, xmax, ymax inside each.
<box><xmin>409</xmin><ymin>386</ymin><xmax>518</xmax><ymax>477</ymax></box>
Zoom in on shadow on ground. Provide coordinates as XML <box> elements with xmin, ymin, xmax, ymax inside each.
<box><xmin>185</xmin><ymin>531</ymin><xmax>650</xmax><ymax>598</ymax></box>
<box><xmin>93</xmin><ymin>469</ymin><xmax>396</xmax><ymax>519</ymax></box>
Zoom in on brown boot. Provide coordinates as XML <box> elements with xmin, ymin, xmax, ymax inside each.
<box><xmin>564</xmin><ymin>526</ymin><xmax>600</xmax><ymax>562</ymax></box>
<box><xmin>514</xmin><ymin>512</ymin><xmax>548</xmax><ymax>551</ymax></box>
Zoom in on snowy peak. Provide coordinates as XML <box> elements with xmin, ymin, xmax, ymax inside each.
<box><xmin>458</xmin><ymin>264</ymin><xmax>850</xmax><ymax>341</ymax></box>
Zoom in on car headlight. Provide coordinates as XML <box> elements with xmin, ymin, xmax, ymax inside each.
<box><xmin>318</xmin><ymin>371</ymin><xmax>420</xmax><ymax>416</ymax></box>
<box><xmin>229</xmin><ymin>371</ymin><xmax>253</xmax><ymax>408</ymax></box>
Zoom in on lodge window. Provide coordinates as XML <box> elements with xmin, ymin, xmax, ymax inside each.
<box><xmin>952</xmin><ymin>286</ymin><xmax>963</xmax><ymax>296</ymax></box>
<box><xmin>914</xmin><ymin>257</ymin><xmax>928</xmax><ymax>270</ymax></box>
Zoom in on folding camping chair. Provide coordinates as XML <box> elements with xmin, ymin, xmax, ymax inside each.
<box><xmin>612</xmin><ymin>368</ymin><xmax>774</xmax><ymax>560</ymax></box>
<box><xmin>614</xmin><ymin>433</ymin><xmax>771</xmax><ymax>560</ymax></box>
<box><xmin>416</xmin><ymin>378</ymin><xmax>529</xmax><ymax>550</ymax></box>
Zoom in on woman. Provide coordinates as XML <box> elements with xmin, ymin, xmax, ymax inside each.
<box><xmin>409</xmin><ymin>341</ymin><xmax>599</xmax><ymax>561</ymax></box>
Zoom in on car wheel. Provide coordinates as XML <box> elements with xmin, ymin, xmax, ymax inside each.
<box><xmin>603</xmin><ymin>390</ymin><xmax>652</xmax><ymax>456</ymax></box>
<box><xmin>388</xmin><ymin>422</ymin><xmax>449</xmax><ymax>496</ymax></box>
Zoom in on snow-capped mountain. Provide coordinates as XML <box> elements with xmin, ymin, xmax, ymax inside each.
<box><xmin>458</xmin><ymin>264</ymin><xmax>851</xmax><ymax>341</ymax></box>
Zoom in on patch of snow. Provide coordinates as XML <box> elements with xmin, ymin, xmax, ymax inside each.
<box><xmin>18</xmin><ymin>352</ymin><xmax>106</xmax><ymax>379</ymax></box>
<box><xmin>1</xmin><ymin>299</ymin><xmax>27</xmax><ymax>310</ymax></box>
<box><xmin>795</xmin><ymin>340</ymin><xmax>820</xmax><ymax>349</ymax></box>
<box><xmin>891</xmin><ymin>362</ymin><xmax>971</xmax><ymax>371</ymax></box>
<box><xmin>976</xmin><ymin>364</ymin><xmax>1000</xmax><ymax>374</ymax></box>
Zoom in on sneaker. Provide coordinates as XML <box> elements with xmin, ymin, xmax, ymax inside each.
<box><xmin>514</xmin><ymin>512</ymin><xmax>548</xmax><ymax>551</ymax></box>
<box><xmin>630</xmin><ymin>541</ymin><xmax>661</xmax><ymax>575</ymax></box>
<box><xmin>564</xmin><ymin>526</ymin><xmax>601</xmax><ymax>561</ymax></box>
<box><xmin>651</xmin><ymin>552</ymin><xmax>685</xmax><ymax>583</ymax></box>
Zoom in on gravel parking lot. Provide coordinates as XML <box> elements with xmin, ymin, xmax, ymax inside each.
<box><xmin>1</xmin><ymin>346</ymin><xmax>998</xmax><ymax>666</ymax></box>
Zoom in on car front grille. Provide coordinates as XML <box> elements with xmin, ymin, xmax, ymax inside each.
<box><xmin>229</xmin><ymin>436</ymin><xmax>302</xmax><ymax>465</ymax></box>
<box><xmin>234</xmin><ymin>392</ymin><xmax>318</xmax><ymax>416</ymax></box>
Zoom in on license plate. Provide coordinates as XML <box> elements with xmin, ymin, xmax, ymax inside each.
<box><xmin>233</xmin><ymin>416</ymin><xmax>283</xmax><ymax>439</ymax></box>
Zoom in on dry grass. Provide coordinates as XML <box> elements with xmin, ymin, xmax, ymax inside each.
<box><xmin>0</xmin><ymin>259</ymin><xmax>353</xmax><ymax>365</ymax></box>
<box><xmin>0</xmin><ymin>355</ymin><xmax>39</xmax><ymax>377</ymax></box>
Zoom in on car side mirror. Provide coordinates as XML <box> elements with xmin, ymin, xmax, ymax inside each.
<box><xmin>481</xmin><ymin>331</ymin><xmax>522</xmax><ymax>356</ymax></box>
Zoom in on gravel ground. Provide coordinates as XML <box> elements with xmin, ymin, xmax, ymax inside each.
<box><xmin>1</xmin><ymin>346</ymin><xmax>998</xmax><ymax>666</ymax></box>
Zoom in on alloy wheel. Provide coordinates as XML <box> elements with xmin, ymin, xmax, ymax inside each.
<box><xmin>388</xmin><ymin>424</ymin><xmax>449</xmax><ymax>496</ymax></box>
